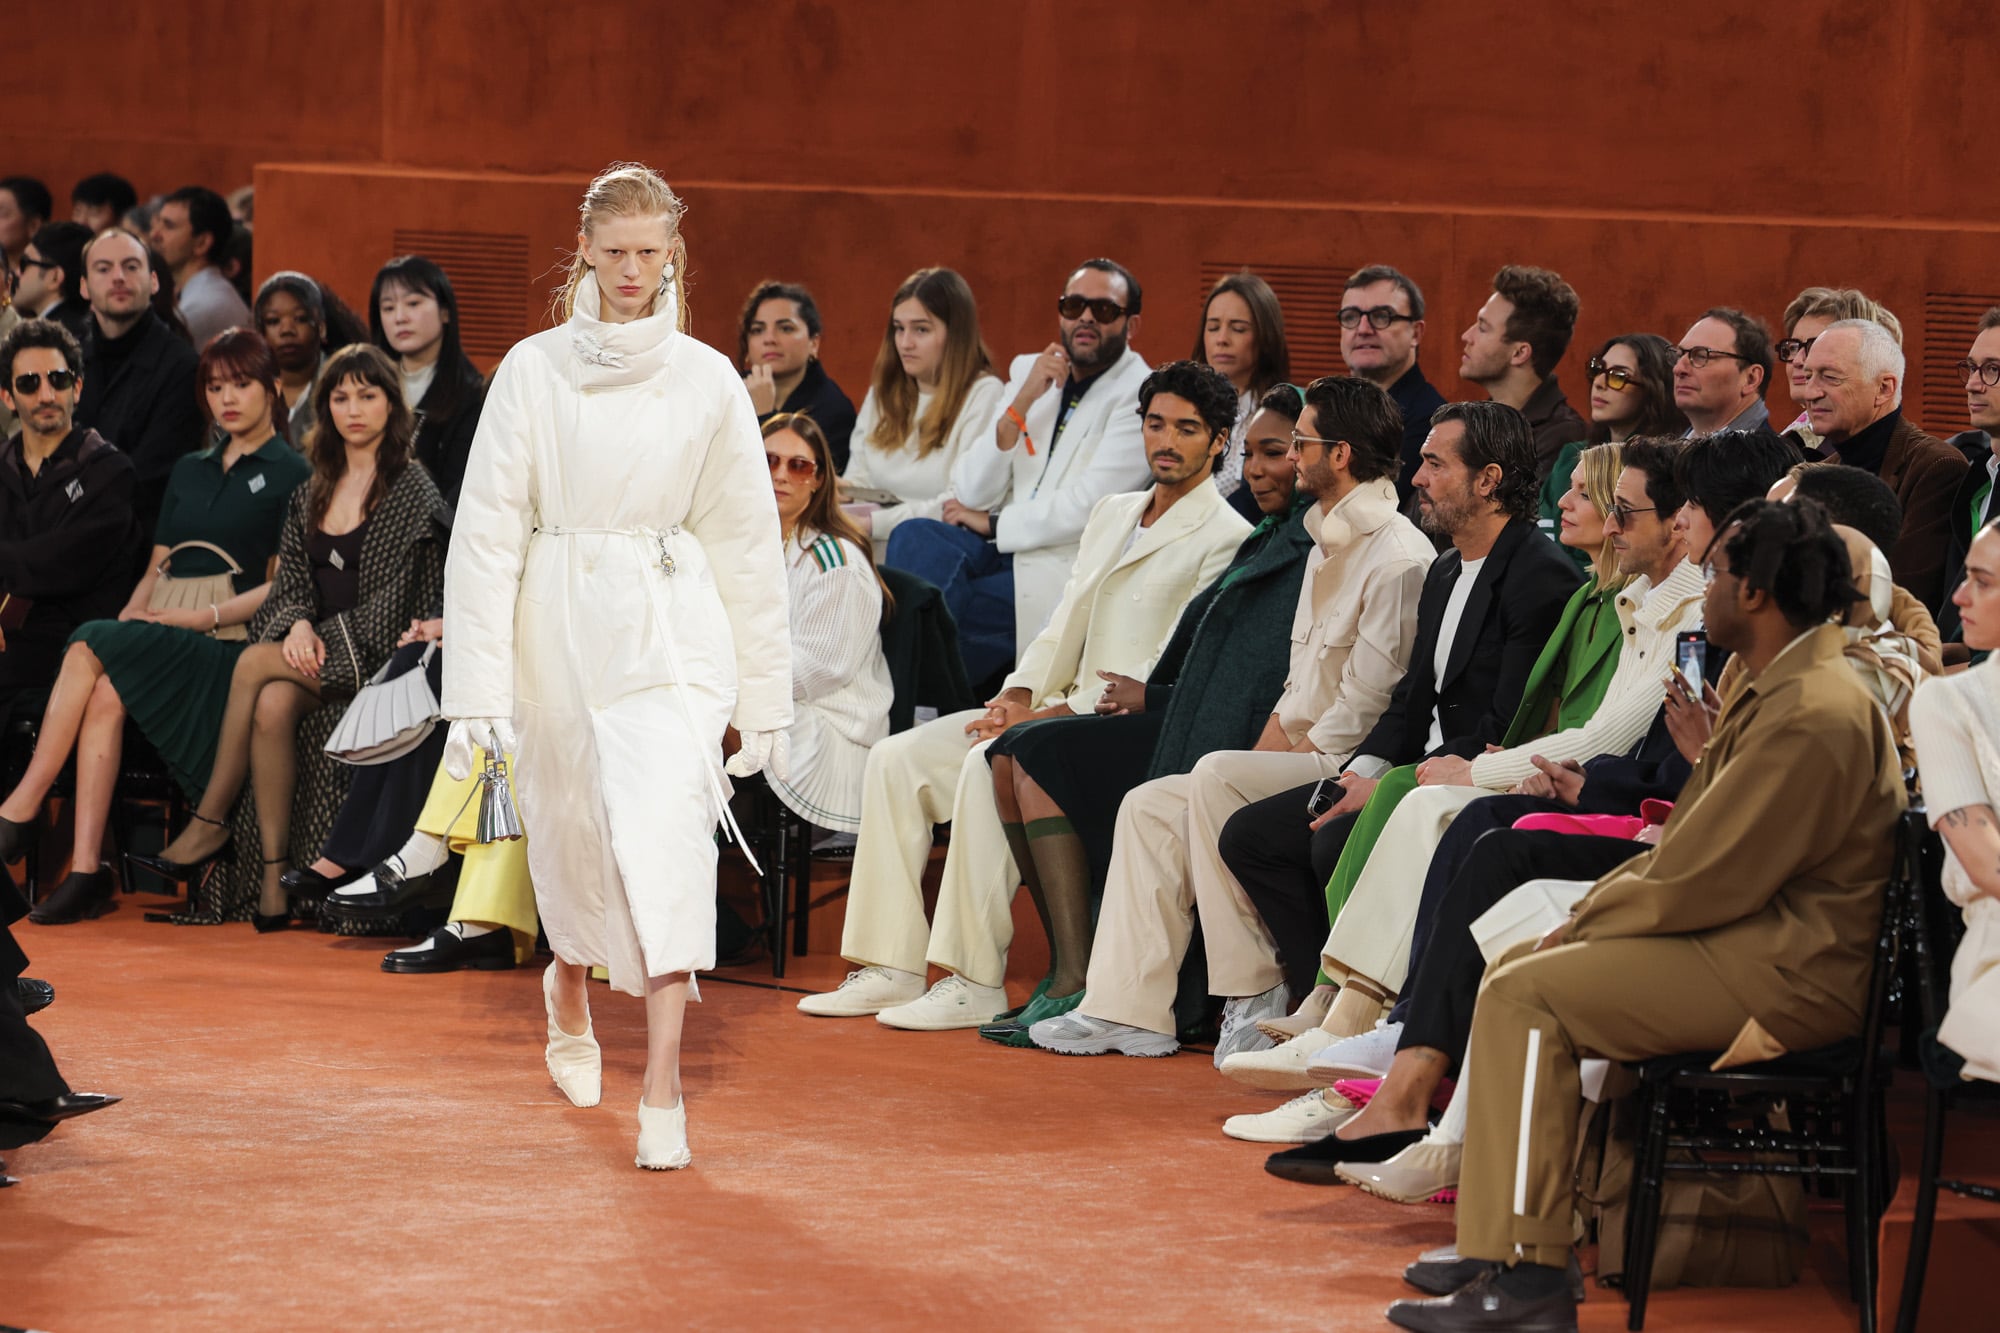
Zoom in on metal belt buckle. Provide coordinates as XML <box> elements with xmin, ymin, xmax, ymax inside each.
<box><xmin>655</xmin><ymin>532</ymin><xmax>677</xmax><ymax>576</ymax></box>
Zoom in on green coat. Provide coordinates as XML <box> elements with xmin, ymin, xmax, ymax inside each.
<box><xmin>1500</xmin><ymin>574</ymin><xmax>1624</xmax><ymax>747</ymax></box>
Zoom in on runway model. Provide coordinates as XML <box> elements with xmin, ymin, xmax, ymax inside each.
<box><xmin>443</xmin><ymin>163</ymin><xmax>792</xmax><ymax>1170</ymax></box>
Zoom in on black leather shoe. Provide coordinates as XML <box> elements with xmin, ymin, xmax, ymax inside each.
<box><xmin>16</xmin><ymin>977</ymin><xmax>53</xmax><ymax>1016</ymax></box>
<box><xmin>1264</xmin><ymin>1127</ymin><xmax>1428</xmax><ymax>1184</ymax></box>
<box><xmin>1386</xmin><ymin>1266</ymin><xmax>1579</xmax><ymax>1332</ymax></box>
<box><xmin>381</xmin><ymin>924</ymin><xmax>515</xmax><ymax>974</ymax></box>
<box><xmin>323</xmin><ymin>863</ymin><xmax>436</xmax><ymax>917</ymax></box>
<box><xmin>0</xmin><ymin>811</ymin><xmax>35</xmax><ymax>863</ymax></box>
<box><xmin>1404</xmin><ymin>1250</ymin><xmax>1585</xmax><ymax>1303</ymax></box>
<box><xmin>0</xmin><ymin>1091</ymin><xmax>122</xmax><ymax>1123</ymax></box>
<box><xmin>279</xmin><ymin>863</ymin><xmax>361</xmax><ymax>901</ymax></box>
<box><xmin>27</xmin><ymin>869</ymin><xmax>116</xmax><ymax>925</ymax></box>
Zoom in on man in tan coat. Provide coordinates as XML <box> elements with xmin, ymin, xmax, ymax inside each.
<box><xmin>1386</xmin><ymin>498</ymin><xmax>1904</xmax><ymax>1332</ymax></box>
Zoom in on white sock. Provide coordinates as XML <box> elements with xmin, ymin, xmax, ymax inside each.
<box><xmin>1426</xmin><ymin>1061</ymin><xmax>1471</xmax><ymax>1146</ymax></box>
<box><xmin>394</xmin><ymin>921</ymin><xmax>497</xmax><ymax>954</ymax></box>
<box><xmin>394</xmin><ymin>830</ymin><xmax>449</xmax><ymax>877</ymax></box>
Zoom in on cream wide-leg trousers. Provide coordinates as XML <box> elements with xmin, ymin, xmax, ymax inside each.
<box><xmin>837</xmin><ymin>709</ymin><xmax>1018</xmax><ymax>987</ymax></box>
<box><xmin>1081</xmin><ymin>748</ymin><xmax>1343</xmax><ymax>1036</ymax></box>
<box><xmin>1319</xmin><ymin>782</ymin><xmax>1486</xmax><ymax>997</ymax></box>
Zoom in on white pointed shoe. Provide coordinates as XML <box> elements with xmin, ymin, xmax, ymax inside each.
<box><xmin>1219</xmin><ymin>1026</ymin><xmax>1339</xmax><ymax>1090</ymax></box>
<box><xmin>875</xmin><ymin>974</ymin><xmax>1009</xmax><ymax>1030</ymax></box>
<box><xmin>635</xmin><ymin>1097</ymin><xmax>691</xmax><ymax>1170</ymax></box>
<box><xmin>1222</xmin><ymin>1088</ymin><xmax>1358</xmax><ymax>1143</ymax></box>
<box><xmin>544</xmin><ymin>963</ymin><xmax>601</xmax><ymax>1108</ymax></box>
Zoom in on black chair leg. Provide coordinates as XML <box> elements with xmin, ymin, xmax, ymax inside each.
<box><xmin>789</xmin><ymin>814</ymin><xmax>811</xmax><ymax>959</ymax></box>
<box><xmin>1624</xmin><ymin>1082</ymin><xmax>1671</xmax><ymax>1331</ymax></box>
<box><xmin>1849</xmin><ymin>1096</ymin><xmax>1879</xmax><ymax>1333</ymax></box>
<box><xmin>1893</xmin><ymin>1087</ymin><xmax>1946</xmax><ymax>1333</ymax></box>
<box><xmin>766</xmin><ymin>799</ymin><xmax>790</xmax><ymax>980</ymax></box>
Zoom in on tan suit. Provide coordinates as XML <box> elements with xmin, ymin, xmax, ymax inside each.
<box><xmin>1456</xmin><ymin>625</ymin><xmax>1904</xmax><ymax>1265</ymax></box>
<box><xmin>1078</xmin><ymin>480</ymin><xmax>1433</xmax><ymax>1033</ymax></box>
<box><xmin>840</xmin><ymin>483</ymin><xmax>1248</xmax><ymax>985</ymax></box>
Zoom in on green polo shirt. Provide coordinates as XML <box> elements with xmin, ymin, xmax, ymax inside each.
<box><xmin>153</xmin><ymin>434</ymin><xmax>313</xmax><ymax>591</ymax></box>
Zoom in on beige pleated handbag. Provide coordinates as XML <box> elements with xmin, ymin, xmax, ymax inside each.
<box><xmin>147</xmin><ymin>541</ymin><xmax>247</xmax><ymax>640</ymax></box>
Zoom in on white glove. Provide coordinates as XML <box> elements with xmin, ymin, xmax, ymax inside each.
<box><xmin>444</xmin><ymin>718</ymin><xmax>517</xmax><ymax>781</ymax></box>
<box><xmin>725</xmin><ymin>729</ymin><xmax>789</xmax><ymax>781</ymax></box>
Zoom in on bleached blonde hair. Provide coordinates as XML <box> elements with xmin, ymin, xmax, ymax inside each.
<box><xmin>554</xmin><ymin>162</ymin><xmax>689</xmax><ymax>330</ymax></box>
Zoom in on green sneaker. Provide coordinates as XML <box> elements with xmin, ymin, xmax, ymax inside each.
<box><xmin>980</xmin><ymin>986</ymin><xmax>1084</xmax><ymax>1047</ymax></box>
<box><xmin>984</xmin><ymin>974</ymin><xmax>1052</xmax><ymax>1027</ymax></box>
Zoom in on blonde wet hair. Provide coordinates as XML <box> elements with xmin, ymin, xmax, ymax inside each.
<box><xmin>554</xmin><ymin>162</ymin><xmax>689</xmax><ymax>330</ymax></box>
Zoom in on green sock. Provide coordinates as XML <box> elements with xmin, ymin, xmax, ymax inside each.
<box><xmin>1000</xmin><ymin>820</ymin><xmax>1053</xmax><ymax>945</ymax></box>
<box><xmin>1025</xmin><ymin>817</ymin><xmax>1091</xmax><ymax>997</ymax></box>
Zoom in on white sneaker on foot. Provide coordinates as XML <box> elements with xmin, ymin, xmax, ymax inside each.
<box><xmin>1029</xmin><ymin>1011</ymin><xmax>1179</xmax><ymax>1057</ymax></box>
<box><xmin>635</xmin><ymin>1097</ymin><xmax>691</xmax><ymax>1170</ymax></box>
<box><xmin>796</xmin><ymin>965</ymin><xmax>925</xmax><ymax>1017</ymax></box>
<box><xmin>1222</xmin><ymin>1088</ymin><xmax>1357</xmax><ymax>1143</ymax></box>
<box><xmin>874</xmin><ymin>974</ymin><xmax>1008</xmax><ymax>1030</ymax></box>
<box><xmin>1214</xmin><ymin>981</ymin><xmax>1290</xmax><ymax>1068</ymax></box>
<box><xmin>1305</xmin><ymin>1019</ymin><xmax>1405</xmax><ymax>1081</ymax></box>
<box><xmin>1219</xmin><ymin>1027</ymin><xmax>1338</xmax><ymax>1090</ymax></box>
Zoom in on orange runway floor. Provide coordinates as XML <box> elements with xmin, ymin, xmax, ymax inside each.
<box><xmin>0</xmin><ymin>898</ymin><xmax>1989</xmax><ymax>1331</ymax></box>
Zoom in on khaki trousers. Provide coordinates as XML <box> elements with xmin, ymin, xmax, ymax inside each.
<box><xmin>1320</xmin><ymin>782</ymin><xmax>1483</xmax><ymax>997</ymax></box>
<box><xmin>1081</xmin><ymin>748</ymin><xmax>1340</xmax><ymax>1035</ymax></box>
<box><xmin>837</xmin><ymin>709</ymin><xmax>1016</xmax><ymax>986</ymax></box>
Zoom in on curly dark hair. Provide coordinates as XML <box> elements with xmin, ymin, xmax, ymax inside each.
<box><xmin>1492</xmin><ymin>265</ymin><xmax>1580</xmax><ymax>378</ymax></box>
<box><xmin>0</xmin><ymin>316</ymin><xmax>83</xmax><ymax>381</ymax></box>
<box><xmin>1303</xmin><ymin>375</ymin><xmax>1403</xmax><ymax>484</ymax></box>
<box><xmin>1136</xmin><ymin>359</ymin><xmax>1239</xmax><ymax>440</ymax></box>
<box><xmin>1716</xmin><ymin>497</ymin><xmax>1863</xmax><ymax>631</ymax></box>
<box><xmin>1430</xmin><ymin>400</ymin><xmax>1539</xmax><ymax>521</ymax></box>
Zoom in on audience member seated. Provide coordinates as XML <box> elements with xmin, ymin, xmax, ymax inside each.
<box><xmin>12</xmin><ymin>222</ymin><xmax>94</xmax><ymax>345</ymax></box>
<box><xmin>1378</xmin><ymin>499</ymin><xmax>1903</xmax><ymax>1332</ymax></box>
<box><xmin>1671</xmin><ymin>306</ymin><xmax>1776</xmax><ymax>436</ymax></box>
<box><xmin>755</xmin><ymin>413</ymin><xmax>893</xmax><ymax>839</ymax></box>
<box><xmin>145</xmin><ymin>246</ymin><xmax>195</xmax><ymax>344</ymax></box>
<box><xmin>2</xmin><ymin>877</ymin><xmax>119</xmax><ymax>1185</ymax></box>
<box><xmin>68</xmin><ymin>174</ymin><xmax>136</xmax><ymax>235</ymax></box>
<box><xmin>369</xmin><ymin>256</ymin><xmax>488</xmax><ymax>508</ymax></box>
<box><xmin>1167</xmin><ymin>403</ymin><xmax>1581</xmax><ymax>1061</ymax></box>
<box><xmin>1777</xmin><ymin>462</ymin><xmax>1943</xmax><ymax>672</ymax></box>
<box><xmin>738</xmin><ymin>281</ymin><xmax>857</xmax><ymax>470</ymax></box>
<box><xmin>1774</xmin><ymin>285</ymin><xmax>1902</xmax><ymax>451</ymax></box>
<box><xmin>973</xmin><ymin>383</ymin><xmax>1312</xmax><ymax>1045</ymax></box>
<box><xmin>1456</xmin><ymin>266</ymin><xmax>1584</xmax><ymax>481</ymax></box>
<box><xmin>255</xmin><ymin>271</ymin><xmax>367</xmax><ymax>450</ymax></box>
<box><xmin>796</xmin><ymin>359</ymin><xmax>1249</xmax><ymax>1028</ymax></box>
<box><xmin>1021</xmin><ymin>378</ymin><xmax>1431</xmax><ymax>1057</ymax></box>
<box><xmin>1939</xmin><ymin>307</ymin><xmax>2000</xmax><ymax>642</ymax></box>
<box><xmin>1190</xmin><ymin>270</ymin><xmax>1289</xmax><ymax>519</ymax></box>
<box><xmin>130</xmin><ymin>345</ymin><xmax>449</xmax><ymax>928</ymax></box>
<box><xmin>1536</xmin><ymin>333</ymin><xmax>1686</xmax><ymax>555</ymax></box>
<box><xmin>1338</xmin><ymin>265</ymin><xmax>1447</xmax><ymax>510</ymax></box>
<box><xmin>73</xmin><ymin>228</ymin><xmax>204</xmax><ymax>530</ymax></box>
<box><xmin>886</xmin><ymin>258</ymin><xmax>1152</xmax><ymax>685</ymax></box>
<box><xmin>1910</xmin><ymin>519</ymin><xmax>2000</xmax><ymax>1084</ymax></box>
<box><xmin>218</xmin><ymin>222</ymin><xmax>254</xmax><ymax>309</ymax></box>
<box><xmin>11</xmin><ymin>330</ymin><xmax>310</xmax><ymax>924</ymax></box>
<box><xmin>1799</xmin><ymin>318</ymin><xmax>1967</xmax><ymax>608</ymax></box>
<box><xmin>0</xmin><ymin>178</ymin><xmax>51</xmax><ymax>280</ymax></box>
<box><xmin>150</xmin><ymin>186</ymin><xmax>249</xmax><ymax>347</ymax></box>
<box><xmin>841</xmin><ymin>267</ymin><xmax>1003</xmax><ymax>549</ymax></box>
<box><xmin>0</xmin><ymin>320</ymin><xmax>143</xmax><ymax>739</ymax></box>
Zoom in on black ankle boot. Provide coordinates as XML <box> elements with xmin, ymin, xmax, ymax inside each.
<box><xmin>27</xmin><ymin>869</ymin><xmax>115</xmax><ymax>925</ymax></box>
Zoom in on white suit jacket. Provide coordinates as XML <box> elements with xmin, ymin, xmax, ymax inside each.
<box><xmin>951</xmin><ymin>345</ymin><xmax>1153</xmax><ymax>647</ymax></box>
<box><xmin>1002</xmin><ymin>482</ymin><xmax>1249</xmax><ymax>715</ymax></box>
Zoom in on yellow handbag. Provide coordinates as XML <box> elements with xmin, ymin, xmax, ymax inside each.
<box><xmin>147</xmin><ymin>541</ymin><xmax>248</xmax><ymax>641</ymax></box>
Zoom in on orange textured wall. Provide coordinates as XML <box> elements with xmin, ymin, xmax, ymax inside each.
<box><xmin>9</xmin><ymin>1</ymin><xmax>2000</xmax><ymax>430</ymax></box>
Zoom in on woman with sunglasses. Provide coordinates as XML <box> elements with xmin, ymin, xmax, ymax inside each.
<box><xmin>1536</xmin><ymin>333</ymin><xmax>1684</xmax><ymax>565</ymax></box>
<box><xmin>757</xmin><ymin>414</ymin><xmax>892</xmax><ymax>839</ymax></box>
<box><xmin>1191</xmin><ymin>271</ymin><xmax>1290</xmax><ymax>521</ymax></box>
<box><xmin>1774</xmin><ymin>288</ymin><xmax>1902</xmax><ymax>452</ymax></box>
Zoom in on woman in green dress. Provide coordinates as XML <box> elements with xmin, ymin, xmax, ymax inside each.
<box><xmin>0</xmin><ymin>329</ymin><xmax>310</xmax><ymax>921</ymax></box>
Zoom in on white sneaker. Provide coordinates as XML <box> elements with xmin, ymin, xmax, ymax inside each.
<box><xmin>796</xmin><ymin>965</ymin><xmax>925</xmax><ymax>1017</ymax></box>
<box><xmin>1029</xmin><ymin>1011</ymin><xmax>1179</xmax><ymax>1057</ymax></box>
<box><xmin>874</xmin><ymin>974</ymin><xmax>1009</xmax><ymax>1030</ymax></box>
<box><xmin>1214</xmin><ymin>981</ymin><xmax>1290</xmax><ymax>1068</ymax></box>
<box><xmin>1222</xmin><ymin>1088</ymin><xmax>1357</xmax><ymax>1143</ymax></box>
<box><xmin>1305</xmin><ymin>1020</ymin><xmax>1405</xmax><ymax>1081</ymax></box>
<box><xmin>635</xmin><ymin>1097</ymin><xmax>691</xmax><ymax>1171</ymax></box>
<box><xmin>1219</xmin><ymin>1027</ymin><xmax>1339</xmax><ymax>1091</ymax></box>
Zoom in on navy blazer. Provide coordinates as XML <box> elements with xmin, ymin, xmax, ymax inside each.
<box><xmin>1351</xmin><ymin>516</ymin><xmax>1581</xmax><ymax>766</ymax></box>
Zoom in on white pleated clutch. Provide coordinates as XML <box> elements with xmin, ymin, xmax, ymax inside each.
<box><xmin>323</xmin><ymin>641</ymin><xmax>441</xmax><ymax>766</ymax></box>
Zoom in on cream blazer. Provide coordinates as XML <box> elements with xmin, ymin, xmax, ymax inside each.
<box><xmin>1003</xmin><ymin>482</ymin><xmax>1249</xmax><ymax>715</ymax></box>
<box><xmin>951</xmin><ymin>346</ymin><xmax>1154</xmax><ymax>647</ymax></box>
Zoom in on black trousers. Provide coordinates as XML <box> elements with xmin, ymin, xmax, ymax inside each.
<box><xmin>1218</xmin><ymin>780</ymin><xmax>1357</xmax><ymax>1004</ymax></box>
<box><xmin>1398</xmin><ymin>829</ymin><xmax>1647</xmax><ymax>1074</ymax></box>
<box><xmin>1</xmin><ymin>879</ymin><xmax>67</xmax><ymax>1145</ymax></box>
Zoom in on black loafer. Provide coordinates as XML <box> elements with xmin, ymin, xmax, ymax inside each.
<box><xmin>0</xmin><ymin>1091</ymin><xmax>122</xmax><ymax>1123</ymax></box>
<box><xmin>27</xmin><ymin>869</ymin><xmax>116</xmax><ymax>925</ymax></box>
<box><xmin>323</xmin><ymin>864</ymin><xmax>436</xmax><ymax>918</ymax></box>
<box><xmin>381</xmin><ymin>925</ymin><xmax>515</xmax><ymax>974</ymax></box>
<box><xmin>1385</xmin><ymin>1266</ymin><xmax>1579</xmax><ymax>1332</ymax></box>
<box><xmin>278</xmin><ymin>864</ymin><xmax>361</xmax><ymax>901</ymax></box>
<box><xmin>1264</xmin><ymin>1127</ymin><xmax>1428</xmax><ymax>1184</ymax></box>
<box><xmin>16</xmin><ymin>977</ymin><xmax>53</xmax><ymax>1016</ymax></box>
<box><xmin>1404</xmin><ymin>1250</ymin><xmax>1585</xmax><ymax>1303</ymax></box>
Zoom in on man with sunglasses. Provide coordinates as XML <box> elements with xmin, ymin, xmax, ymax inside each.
<box><xmin>72</xmin><ymin>229</ymin><xmax>202</xmax><ymax>534</ymax></box>
<box><xmin>11</xmin><ymin>223</ymin><xmax>93</xmax><ymax>347</ymax></box>
<box><xmin>1671</xmin><ymin>307</ymin><xmax>1776</xmax><ymax>437</ymax></box>
<box><xmin>886</xmin><ymin>259</ymin><xmax>1152</xmax><ymax>685</ymax></box>
<box><xmin>0</xmin><ymin>319</ymin><xmax>143</xmax><ymax>725</ymax></box>
<box><xmin>1938</xmin><ymin>307</ymin><xmax>2000</xmax><ymax>641</ymax></box>
<box><xmin>1338</xmin><ymin>265</ymin><xmax>1446</xmax><ymax>509</ymax></box>
<box><xmin>1798</xmin><ymin>317</ymin><xmax>1967</xmax><ymax>608</ymax></box>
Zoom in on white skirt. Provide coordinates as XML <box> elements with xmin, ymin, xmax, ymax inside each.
<box><xmin>769</xmin><ymin>704</ymin><xmax>871</xmax><ymax>833</ymax></box>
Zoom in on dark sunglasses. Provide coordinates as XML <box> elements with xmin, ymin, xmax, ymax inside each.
<box><xmin>1337</xmin><ymin>305</ymin><xmax>1416</xmax><ymax>331</ymax></box>
<box><xmin>1056</xmin><ymin>295</ymin><xmax>1128</xmax><ymax>322</ymax></box>
<box><xmin>16</xmin><ymin>255</ymin><xmax>56</xmax><ymax>272</ymax></box>
<box><xmin>1586</xmin><ymin>358</ymin><xmax>1637</xmax><ymax>391</ymax></box>
<box><xmin>11</xmin><ymin>369</ymin><xmax>77</xmax><ymax>395</ymax></box>
<box><xmin>1774</xmin><ymin>336</ymin><xmax>1816</xmax><ymax>365</ymax></box>
<box><xmin>766</xmin><ymin>452</ymin><xmax>818</xmax><ymax>478</ymax></box>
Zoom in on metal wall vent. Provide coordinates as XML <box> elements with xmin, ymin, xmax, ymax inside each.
<box><xmin>1922</xmin><ymin>292</ymin><xmax>2000</xmax><ymax>434</ymax></box>
<box><xmin>390</xmin><ymin>230</ymin><xmax>532</xmax><ymax>359</ymax></box>
<box><xmin>1199</xmin><ymin>262</ymin><xmax>1352</xmax><ymax>382</ymax></box>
